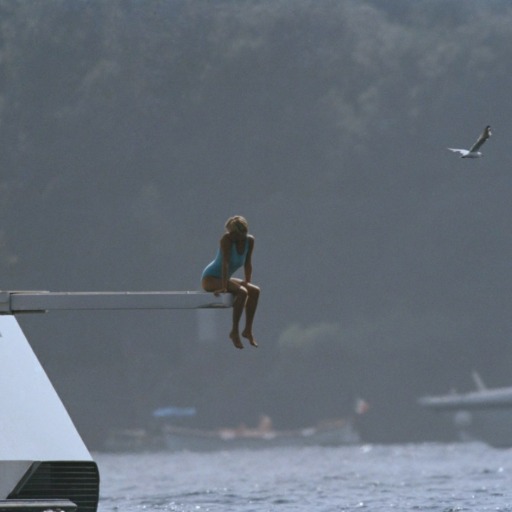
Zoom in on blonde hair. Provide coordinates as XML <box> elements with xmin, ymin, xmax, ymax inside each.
<box><xmin>225</xmin><ymin>215</ymin><xmax>248</xmax><ymax>235</ymax></box>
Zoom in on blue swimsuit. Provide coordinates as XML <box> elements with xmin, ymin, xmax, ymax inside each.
<box><xmin>202</xmin><ymin>239</ymin><xmax>249</xmax><ymax>280</ymax></box>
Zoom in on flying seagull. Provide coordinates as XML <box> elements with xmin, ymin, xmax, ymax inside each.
<box><xmin>448</xmin><ymin>125</ymin><xmax>492</xmax><ymax>158</ymax></box>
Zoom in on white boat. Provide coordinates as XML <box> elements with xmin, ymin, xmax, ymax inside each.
<box><xmin>419</xmin><ymin>372</ymin><xmax>512</xmax><ymax>447</ymax></box>
<box><xmin>0</xmin><ymin>290</ymin><xmax>233</xmax><ymax>510</ymax></box>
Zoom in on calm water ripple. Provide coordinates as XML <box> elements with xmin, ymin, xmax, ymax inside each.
<box><xmin>96</xmin><ymin>443</ymin><xmax>512</xmax><ymax>512</ymax></box>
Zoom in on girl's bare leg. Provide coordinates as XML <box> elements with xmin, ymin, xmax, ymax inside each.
<box><xmin>241</xmin><ymin>284</ymin><xmax>260</xmax><ymax>347</ymax></box>
<box><xmin>227</xmin><ymin>280</ymin><xmax>247</xmax><ymax>349</ymax></box>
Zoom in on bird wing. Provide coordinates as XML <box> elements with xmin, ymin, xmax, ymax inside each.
<box><xmin>469</xmin><ymin>126</ymin><xmax>491</xmax><ymax>153</ymax></box>
<box><xmin>447</xmin><ymin>148</ymin><xmax>469</xmax><ymax>156</ymax></box>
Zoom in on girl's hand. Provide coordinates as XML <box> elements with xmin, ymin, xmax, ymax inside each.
<box><xmin>214</xmin><ymin>288</ymin><xmax>227</xmax><ymax>296</ymax></box>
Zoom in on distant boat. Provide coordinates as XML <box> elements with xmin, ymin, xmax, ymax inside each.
<box><xmin>161</xmin><ymin>417</ymin><xmax>361</xmax><ymax>452</ymax></box>
<box><xmin>418</xmin><ymin>372</ymin><xmax>512</xmax><ymax>447</ymax></box>
<box><xmin>103</xmin><ymin>415</ymin><xmax>361</xmax><ymax>452</ymax></box>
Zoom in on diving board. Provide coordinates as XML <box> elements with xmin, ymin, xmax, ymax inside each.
<box><xmin>0</xmin><ymin>290</ymin><xmax>233</xmax><ymax>314</ymax></box>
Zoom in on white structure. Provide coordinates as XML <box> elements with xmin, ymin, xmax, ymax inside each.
<box><xmin>0</xmin><ymin>291</ymin><xmax>232</xmax><ymax>512</ymax></box>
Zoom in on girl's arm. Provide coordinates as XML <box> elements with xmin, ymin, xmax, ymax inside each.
<box><xmin>244</xmin><ymin>236</ymin><xmax>254</xmax><ymax>283</ymax></box>
<box><xmin>220</xmin><ymin>234</ymin><xmax>232</xmax><ymax>290</ymax></box>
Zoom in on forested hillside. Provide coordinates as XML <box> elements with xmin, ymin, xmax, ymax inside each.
<box><xmin>2</xmin><ymin>0</ymin><xmax>512</xmax><ymax>446</ymax></box>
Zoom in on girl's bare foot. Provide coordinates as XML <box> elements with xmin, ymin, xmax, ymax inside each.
<box><xmin>230</xmin><ymin>331</ymin><xmax>244</xmax><ymax>349</ymax></box>
<box><xmin>242</xmin><ymin>330</ymin><xmax>258</xmax><ymax>347</ymax></box>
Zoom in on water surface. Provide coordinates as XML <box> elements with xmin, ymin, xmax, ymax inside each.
<box><xmin>97</xmin><ymin>443</ymin><xmax>512</xmax><ymax>511</ymax></box>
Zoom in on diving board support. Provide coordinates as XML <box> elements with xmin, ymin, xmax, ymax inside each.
<box><xmin>0</xmin><ymin>290</ymin><xmax>233</xmax><ymax>314</ymax></box>
<box><xmin>0</xmin><ymin>315</ymin><xmax>98</xmax><ymax>512</ymax></box>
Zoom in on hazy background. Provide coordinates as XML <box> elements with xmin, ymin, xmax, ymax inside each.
<box><xmin>1</xmin><ymin>0</ymin><xmax>512</xmax><ymax>448</ymax></box>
